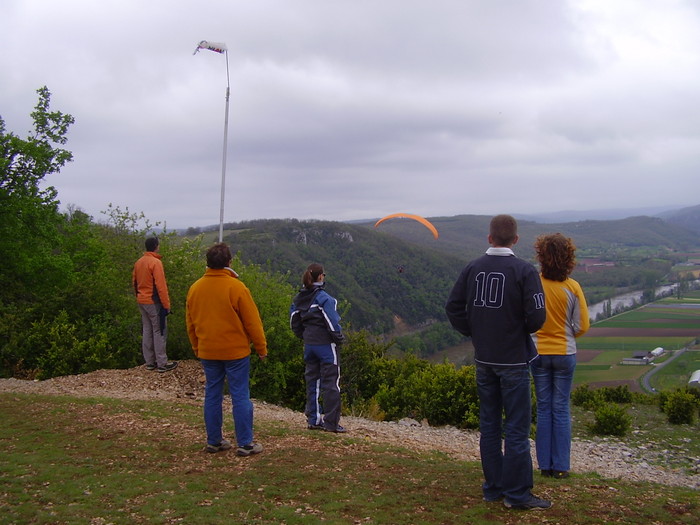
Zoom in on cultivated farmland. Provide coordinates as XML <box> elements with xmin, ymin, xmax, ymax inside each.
<box><xmin>575</xmin><ymin>293</ymin><xmax>700</xmax><ymax>392</ymax></box>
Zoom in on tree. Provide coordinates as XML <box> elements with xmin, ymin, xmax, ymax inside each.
<box><xmin>0</xmin><ymin>86</ymin><xmax>75</xmax><ymax>302</ymax></box>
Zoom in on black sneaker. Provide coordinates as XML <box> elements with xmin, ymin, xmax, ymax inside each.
<box><xmin>323</xmin><ymin>424</ymin><xmax>348</xmax><ymax>433</ymax></box>
<box><xmin>307</xmin><ymin>423</ymin><xmax>325</xmax><ymax>430</ymax></box>
<box><xmin>504</xmin><ymin>496</ymin><xmax>552</xmax><ymax>510</ymax></box>
<box><xmin>145</xmin><ymin>364</ymin><xmax>157</xmax><ymax>371</ymax></box>
<box><xmin>540</xmin><ymin>469</ymin><xmax>553</xmax><ymax>477</ymax></box>
<box><xmin>552</xmin><ymin>470</ymin><xmax>569</xmax><ymax>479</ymax></box>
<box><xmin>157</xmin><ymin>362</ymin><xmax>178</xmax><ymax>373</ymax></box>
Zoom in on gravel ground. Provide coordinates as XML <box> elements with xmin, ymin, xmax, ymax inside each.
<box><xmin>1</xmin><ymin>360</ymin><xmax>698</xmax><ymax>490</ymax></box>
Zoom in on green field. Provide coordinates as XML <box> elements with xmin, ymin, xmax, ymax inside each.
<box><xmin>576</xmin><ymin>296</ymin><xmax>700</xmax><ymax>391</ymax></box>
<box><xmin>650</xmin><ymin>349</ymin><xmax>700</xmax><ymax>391</ymax></box>
<box><xmin>577</xmin><ymin>336</ymin><xmax>692</xmax><ymax>351</ymax></box>
<box><xmin>574</xmin><ymin>365</ymin><xmax>646</xmax><ymax>387</ymax></box>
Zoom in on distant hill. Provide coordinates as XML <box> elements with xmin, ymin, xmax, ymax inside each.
<box><xmin>354</xmin><ymin>213</ymin><xmax>700</xmax><ymax>261</ymax></box>
<box><xmin>199</xmin><ymin>209</ymin><xmax>700</xmax><ymax>337</ymax></box>
<box><xmin>657</xmin><ymin>204</ymin><xmax>700</xmax><ymax>234</ymax></box>
<box><xmin>514</xmin><ymin>206</ymin><xmax>683</xmax><ymax>223</ymax></box>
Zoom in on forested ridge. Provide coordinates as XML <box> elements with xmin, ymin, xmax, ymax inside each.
<box><xmin>218</xmin><ymin>218</ymin><xmax>465</xmax><ymax>333</ymax></box>
<box><xmin>210</xmin><ymin>211</ymin><xmax>700</xmax><ymax>337</ymax></box>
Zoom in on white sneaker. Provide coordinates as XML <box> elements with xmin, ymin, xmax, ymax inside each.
<box><xmin>206</xmin><ymin>439</ymin><xmax>232</xmax><ymax>453</ymax></box>
<box><xmin>236</xmin><ymin>442</ymin><xmax>263</xmax><ymax>456</ymax></box>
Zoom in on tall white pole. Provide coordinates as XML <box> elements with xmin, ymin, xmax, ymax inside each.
<box><xmin>194</xmin><ymin>41</ymin><xmax>230</xmax><ymax>243</ymax></box>
<box><xmin>219</xmin><ymin>50</ymin><xmax>231</xmax><ymax>243</ymax></box>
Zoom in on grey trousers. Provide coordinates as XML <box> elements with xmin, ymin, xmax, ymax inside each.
<box><xmin>138</xmin><ymin>303</ymin><xmax>168</xmax><ymax>367</ymax></box>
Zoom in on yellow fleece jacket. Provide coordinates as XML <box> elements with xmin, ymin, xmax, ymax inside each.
<box><xmin>533</xmin><ymin>276</ymin><xmax>590</xmax><ymax>356</ymax></box>
<box><xmin>186</xmin><ymin>268</ymin><xmax>267</xmax><ymax>360</ymax></box>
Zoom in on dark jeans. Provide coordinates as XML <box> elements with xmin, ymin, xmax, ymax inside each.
<box><xmin>304</xmin><ymin>343</ymin><xmax>341</xmax><ymax>429</ymax></box>
<box><xmin>477</xmin><ymin>364</ymin><xmax>534</xmax><ymax>504</ymax></box>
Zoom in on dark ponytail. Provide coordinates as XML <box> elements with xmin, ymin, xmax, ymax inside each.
<box><xmin>302</xmin><ymin>263</ymin><xmax>324</xmax><ymax>289</ymax></box>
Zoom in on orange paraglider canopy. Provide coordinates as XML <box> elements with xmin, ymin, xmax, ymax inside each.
<box><xmin>374</xmin><ymin>213</ymin><xmax>439</xmax><ymax>239</ymax></box>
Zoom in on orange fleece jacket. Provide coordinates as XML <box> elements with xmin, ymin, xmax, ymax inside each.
<box><xmin>132</xmin><ymin>251</ymin><xmax>171</xmax><ymax>309</ymax></box>
<box><xmin>186</xmin><ymin>268</ymin><xmax>267</xmax><ymax>360</ymax></box>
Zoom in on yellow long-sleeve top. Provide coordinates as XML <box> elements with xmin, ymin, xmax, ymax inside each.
<box><xmin>186</xmin><ymin>268</ymin><xmax>267</xmax><ymax>360</ymax></box>
<box><xmin>533</xmin><ymin>276</ymin><xmax>590</xmax><ymax>356</ymax></box>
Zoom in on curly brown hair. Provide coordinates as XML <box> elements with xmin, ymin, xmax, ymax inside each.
<box><xmin>534</xmin><ymin>233</ymin><xmax>577</xmax><ymax>282</ymax></box>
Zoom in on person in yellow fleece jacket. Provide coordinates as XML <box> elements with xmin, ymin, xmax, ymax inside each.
<box><xmin>186</xmin><ymin>242</ymin><xmax>267</xmax><ymax>456</ymax></box>
<box><xmin>531</xmin><ymin>233</ymin><xmax>590</xmax><ymax>480</ymax></box>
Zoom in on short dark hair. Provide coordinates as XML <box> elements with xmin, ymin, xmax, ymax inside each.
<box><xmin>489</xmin><ymin>215</ymin><xmax>518</xmax><ymax>247</ymax></box>
<box><xmin>145</xmin><ymin>237</ymin><xmax>159</xmax><ymax>251</ymax></box>
<box><xmin>206</xmin><ymin>243</ymin><xmax>232</xmax><ymax>269</ymax></box>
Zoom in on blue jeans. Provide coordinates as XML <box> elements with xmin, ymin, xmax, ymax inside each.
<box><xmin>531</xmin><ymin>354</ymin><xmax>576</xmax><ymax>472</ymax></box>
<box><xmin>476</xmin><ymin>364</ymin><xmax>534</xmax><ymax>504</ymax></box>
<box><xmin>201</xmin><ymin>357</ymin><xmax>254</xmax><ymax>447</ymax></box>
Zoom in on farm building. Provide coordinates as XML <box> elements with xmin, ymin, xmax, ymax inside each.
<box><xmin>689</xmin><ymin>370</ymin><xmax>700</xmax><ymax>389</ymax></box>
<box><xmin>622</xmin><ymin>356</ymin><xmax>649</xmax><ymax>365</ymax></box>
<box><xmin>650</xmin><ymin>347</ymin><xmax>664</xmax><ymax>357</ymax></box>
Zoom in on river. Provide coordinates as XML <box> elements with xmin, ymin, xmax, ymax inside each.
<box><xmin>587</xmin><ymin>283</ymin><xmax>678</xmax><ymax>321</ymax></box>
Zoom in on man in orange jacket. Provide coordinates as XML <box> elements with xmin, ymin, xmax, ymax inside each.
<box><xmin>132</xmin><ymin>237</ymin><xmax>177</xmax><ymax>372</ymax></box>
<box><xmin>186</xmin><ymin>242</ymin><xmax>267</xmax><ymax>456</ymax></box>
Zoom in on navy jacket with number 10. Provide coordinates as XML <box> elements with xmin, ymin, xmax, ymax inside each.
<box><xmin>445</xmin><ymin>247</ymin><xmax>546</xmax><ymax>367</ymax></box>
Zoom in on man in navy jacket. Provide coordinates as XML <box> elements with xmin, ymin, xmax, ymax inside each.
<box><xmin>446</xmin><ymin>214</ymin><xmax>550</xmax><ymax>511</ymax></box>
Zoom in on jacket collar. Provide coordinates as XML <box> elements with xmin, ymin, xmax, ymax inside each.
<box><xmin>205</xmin><ymin>267</ymin><xmax>239</xmax><ymax>279</ymax></box>
<box><xmin>485</xmin><ymin>247</ymin><xmax>515</xmax><ymax>256</ymax></box>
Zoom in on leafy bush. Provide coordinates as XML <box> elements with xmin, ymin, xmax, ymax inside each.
<box><xmin>571</xmin><ymin>383</ymin><xmax>607</xmax><ymax>410</ymax></box>
<box><xmin>571</xmin><ymin>383</ymin><xmax>593</xmax><ymax>406</ymax></box>
<box><xmin>600</xmin><ymin>385</ymin><xmax>633</xmax><ymax>404</ymax></box>
<box><xmin>588</xmin><ymin>402</ymin><xmax>631</xmax><ymax>437</ymax></box>
<box><xmin>339</xmin><ymin>330</ymin><xmax>394</xmax><ymax>413</ymax></box>
<box><xmin>662</xmin><ymin>390</ymin><xmax>698</xmax><ymax>425</ymax></box>
<box><xmin>375</xmin><ymin>358</ymin><xmax>479</xmax><ymax>428</ymax></box>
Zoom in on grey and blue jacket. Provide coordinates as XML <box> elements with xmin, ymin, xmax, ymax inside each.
<box><xmin>290</xmin><ymin>283</ymin><xmax>344</xmax><ymax>345</ymax></box>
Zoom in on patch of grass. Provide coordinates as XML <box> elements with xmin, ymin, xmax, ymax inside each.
<box><xmin>0</xmin><ymin>393</ymin><xmax>698</xmax><ymax>524</ymax></box>
<box><xmin>651</xmin><ymin>349</ymin><xmax>700</xmax><ymax>391</ymax></box>
<box><xmin>572</xmin><ymin>403</ymin><xmax>700</xmax><ymax>474</ymax></box>
<box><xmin>578</xmin><ymin>337</ymin><xmax>691</xmax><ymax>351</ymax></box>
<box><xmin>575</xmin><ymin>364</ymin><xmax>648</xmax><ymax>386</ymax></box>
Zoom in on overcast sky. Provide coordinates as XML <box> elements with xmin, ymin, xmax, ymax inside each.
<box><xmin>2</xmin><ymin>0</ymin><xmax>699</xmax><ymax>229</ymax></box>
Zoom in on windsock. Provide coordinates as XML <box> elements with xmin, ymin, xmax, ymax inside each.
<box><xmin>193</xmin><ymin>40</ymin><xmax>227</xmax><ymax>55</ymax></box>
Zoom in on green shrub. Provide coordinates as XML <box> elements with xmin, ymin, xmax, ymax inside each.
<box><xmin>662</xmin><ymin>390</ymin><xmax>698</xmax><ymax>425</ymax></box>
<box><xmin>374</xmin><ymin>360</ymin><xmax>479</xmax><ymax>428</ymax></box>
<box><xmin>631</xmin><ymin>391</ymin><xmax>656</xmax><ymax>405</ymax></box>
<box><xmin>571</xmin><ymin>383</ymin><xmax>594</xmax><ymax>406</ymax></box>
<box><xmin>600</xmin><ymin>385</ymin><xmax>633</xmax><ymax>404</ymax></box>
<box><xmin>588</xmin><ymin>402</ymin><xmax>631</xmax><ymax>437</ymax></box>
<box><xmin>27</xmin><ymin>311</ymin><xmax>126</xmax><ymax>379</ymax></box>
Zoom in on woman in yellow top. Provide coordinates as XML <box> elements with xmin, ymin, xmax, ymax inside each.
<box><xmin>531</xmin><ymin>233</ymin><xmax>590</xmax><ymax>479</ymax></box>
